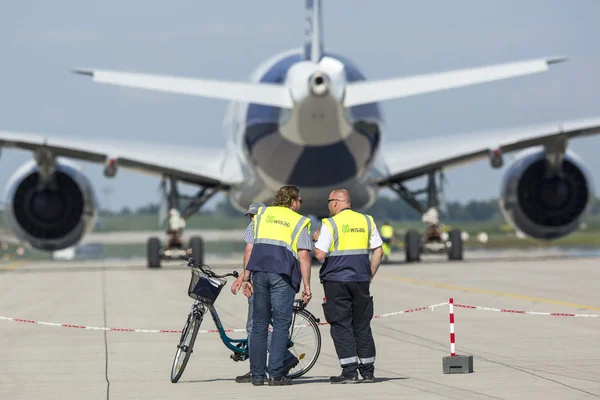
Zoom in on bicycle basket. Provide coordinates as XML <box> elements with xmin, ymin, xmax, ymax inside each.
<box><xmin>188</xmin><ymin>268</ymin><xmax>226</xmax><ymax>304</ymax></box>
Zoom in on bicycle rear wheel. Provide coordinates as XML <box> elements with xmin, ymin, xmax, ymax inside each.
<box><xmin>170</xmin><ymin>313</ymin><xmax>202</xmax><ymax>383</ymax></box>
<box><xmin>286</xmin><ymin>308</ymin><xmax>321</xmax><ymax>379</ymax></box>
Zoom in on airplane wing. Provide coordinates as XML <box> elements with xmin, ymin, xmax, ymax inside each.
<box><xmin>377</xmin><ymin>116</ymin><xmax>600</xmax><ymax>185</ymax></box>
<box><xmin>0</xmin><ymin>130</ymin><xmax>243</xmax><ymax>187</ymax></box>
<box><xmin>344</xmin><ymin>57</ymin><xmax>566</xmax><ymax>107</ymax></box>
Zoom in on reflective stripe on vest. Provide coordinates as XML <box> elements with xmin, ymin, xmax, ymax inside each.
<box><xmin>253</xmin><ymin>206</ymin><xmax>309</xmax><ymax>257</ymax></box>
<box><xmin>252</xmin><ymin>206</ymin><xmax>309</xmax><ymax>260</ymax></box>
<box><xmin>247</xmin><ymin>205</ymin><xmax>310</xmax><ymax>291</ymax></box>
<box><xmin>319</xmin><ymin>209</ymin><xmax>373</xmax><ymax>282</ymax></box>
<box><xmin>325</xmin><ymin>211</ymin><xmax>373</xmax><ymax>255</ymax></box>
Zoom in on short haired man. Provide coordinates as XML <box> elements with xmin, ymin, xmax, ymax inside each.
<box><xmin>313</xmin><ymin>189</ymin><xmax>383</xmax><ymax>383</ymax></box>
<box><xmin>241</xmin><ymin>186</ymin><xmax>313</xmax><ymax>386</ymax></box>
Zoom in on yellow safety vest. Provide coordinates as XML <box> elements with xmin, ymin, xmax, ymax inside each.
<box><xmin>246</xmin><ymin>205</ymin><xmax>311</xmax><ymax>292</ymax></box>
<box><xmin>380</xmin><ymin>224</ymin><xmax>394</xmax><ymax>239</ymax></box>
<box><xmin>319</xmin><ymin>208</ymin><xmax>374</xmax><ymax>283</ymax></box>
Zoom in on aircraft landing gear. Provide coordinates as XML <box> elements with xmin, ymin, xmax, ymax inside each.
<box><xmin>447</xmin><ymin>228</ymin><xmax>463</xmax><ymax>261</ymax></box>
<box><xmin>389</xmin><ymin>170</ymin><xmax>464</xmax><ymax>263</ymax></box>
<box><xmin>146</xmin><ymin>176</ymin><xmax>218</xmax><ymax>268</ymax></box>
<box><xmin>146</xmin><ymin>234</ymin><xmax>205</xmax><ymax>269</ymax></box>
<box><xmin>147</xmin><ymin>236</ymin><xmax>162</xmax><ymax>268</ymax></box>
<box><xmin>404</xmin><ymin>230</ymin><xmax>420</xmax><ymax>262</ymax></box>
<box><xmin>403</xmin><ymin>224</ymin><xmax>464</xmax><ymax>263</ymax></box>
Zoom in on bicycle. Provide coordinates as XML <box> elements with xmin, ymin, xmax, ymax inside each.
<box><xmin>170</xmin><ymin>254</ymin><xmax>322</xmax><ymax>383</ymax></box>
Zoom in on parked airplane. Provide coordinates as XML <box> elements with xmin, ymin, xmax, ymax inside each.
<box><xmin>1</xmin><ymin>0</ymin><xmax>599</xmax><ymax>267</ymax></box>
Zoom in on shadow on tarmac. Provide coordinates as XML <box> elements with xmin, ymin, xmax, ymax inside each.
<box><xmin>178</xmin><ymin>375</ymin><xmax>408</xmax><ymax>384</ymax></box>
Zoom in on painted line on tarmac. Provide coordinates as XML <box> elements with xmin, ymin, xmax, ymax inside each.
<box><xmin>380</xmin><ymin>275</ymin><xmax>600</xmax><ymax>311</ymax></box>
<box><xmin>0</xmin><ymin>261</ymin><xmax>25</xmax><ymax>271</ymax></box>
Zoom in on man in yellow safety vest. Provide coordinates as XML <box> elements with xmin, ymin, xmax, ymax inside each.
<box><xmin>312</xmin><ymin>189</ymin><xmax>383</xmax><ymax>384</ymax></box>
<box><xmin>380</xmin><ymin>221</ymin><xmax>395</xmax><ymax>263</ymax></box>
<box><xmin>241</xmin><ymin>186</ymin><xmax>313</xmax><ymax>386</ymax></box>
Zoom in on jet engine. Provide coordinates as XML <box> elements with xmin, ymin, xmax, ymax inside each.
<box><xmin>499</xmin><ymin>147</ymin><xmax>594</xmax><ymax>240</ymax></box>
<box><xmin>3</xmin><ymin>158</ymin><xmax>98</xmax><ymax>251</ymax></box>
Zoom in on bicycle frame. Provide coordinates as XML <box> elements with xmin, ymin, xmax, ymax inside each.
<box><xmin>187</xmin><ymin>300</ymin><xmax>247</xmax><ymax>354</ymax></box>
<box><xmin>190</xmin><ymin>299</ymin><xmax>310</xmax><ymax>356</ymax></box>
<box><xmin>208</xmin><ymin>304</ymin><xmax>248</xmax><ymax>353</ymax></box>
<box><xmin>172</xmin><ymin>256</ymin><xmax>322</xmax><ymax>384</ymax></box>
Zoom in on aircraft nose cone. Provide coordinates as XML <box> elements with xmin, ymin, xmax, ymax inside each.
<box><xmin>309</xmin><ymin>71</ymin><xmax>329</xmax><ymax>96</ymax></box>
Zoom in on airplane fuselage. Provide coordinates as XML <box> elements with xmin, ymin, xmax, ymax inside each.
<box><xmin>224</xmin><ymin>49</ymin><xmax>388</xmax><ymax>217</ymax></box>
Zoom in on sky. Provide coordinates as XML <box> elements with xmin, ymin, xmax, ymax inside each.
<box><xmin>1</xmin><ymin>0</ymin><xmax>599</xmax><ymax>212</ymax></box>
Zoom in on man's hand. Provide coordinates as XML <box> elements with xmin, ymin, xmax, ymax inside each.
<box><xmin>243</xmin><ymin>281</ymin><xmax>253</xmax><ymax>298</ymax></box>
<box><xmin>312</xmin><ymin>228</ymin><xmax>320</xmax><ymax>243</ymax></box>
<box><xmin>301</xmin><ymin>285</ymin><xmax>312</xmax><ymax>305</ymax></box>
<box><xmin>298</xmin><ymin>249</ymin><xmax>312</xmax><ymax>304</ymax></box>
<box><xmin>231</xmin><ymin>274</ymin><xmax>243</xmax><ymax>295</ymax></box>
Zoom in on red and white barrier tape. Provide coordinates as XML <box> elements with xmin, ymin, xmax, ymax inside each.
<box><xmin>0</xmin><ymin>301</ymin><xmax>449</xmax><ymax>334</ymax></box>
<box><xmin>454</xmin><ymin>304</ymin><xmax>600</xmax><ymax>318</ymax></box>
<box><xmin>1</xmin><ymin>300</ymin><xmax>597</xmax><ymax>335</ymax></box>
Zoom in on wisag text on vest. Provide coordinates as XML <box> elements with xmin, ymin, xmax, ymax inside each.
<box><xmin>266</xmin><ymin>214</ymin><xmax>291</xmax><ymax>228</ymax></box>
<box><xmin>341</xmin><ymin>224</ymin><xmax>365</xmax><ymax>233</ymax></box>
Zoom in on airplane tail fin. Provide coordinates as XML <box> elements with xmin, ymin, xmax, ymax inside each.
<box><xmin>303</xmin><ymin>0</ymin><xmax>324</xmax><ymax>63</ymax></box>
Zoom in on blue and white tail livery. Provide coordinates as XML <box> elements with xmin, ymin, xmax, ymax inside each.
<box><xmin>304</xmin><ymin>0</ymin><xmax>324</xmax><ymax>63</ymax></box>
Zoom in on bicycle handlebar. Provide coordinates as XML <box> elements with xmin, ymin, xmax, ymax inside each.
<box><xmin>180</xmin><ymin>256</ymin><xmax>314</xmax><ymax>310</ymax></box>
<box><xmin>179</xmin><ymin>254</ymin><xmax>239</xmax><ymax>279</ymax></box>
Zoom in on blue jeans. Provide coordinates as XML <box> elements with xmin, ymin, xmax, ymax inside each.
<box><xmin>249</xmin><ymin>271</ymin><xmax>295</xmax><ymax>380</ymax></box>
<box><xmin>246</xmin><ymin>291</ymin><xmax>296</xmax><ymax>371</ymax></box>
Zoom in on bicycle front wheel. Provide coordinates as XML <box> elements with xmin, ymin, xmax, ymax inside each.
<box><xmin>286</xmin><ymin>308</ymin><xmax>322</xmax><ymax>379</ymax></box>
<box><xmin>170</xmin><ymin>313</ymin><xmax>202</xmax><ymax>383</ymax></box>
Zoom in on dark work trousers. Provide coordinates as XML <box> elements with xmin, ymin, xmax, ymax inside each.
<box><xmin>322</xmin><ymin>280</ymin><xmax>376</xmax><ymax>377</ymax></box>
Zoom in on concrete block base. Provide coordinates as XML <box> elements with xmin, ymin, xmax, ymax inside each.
<box><xmin>442</xmin><ymin>354</ymin><xmax>474</xmax><ymax>374</ymax></box>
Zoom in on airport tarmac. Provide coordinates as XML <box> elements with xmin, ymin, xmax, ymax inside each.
<box><xmin>0</xmin><ymin>251</ymin><xmax>599</xmax><ymax>400</ymax></box>
<box><xmin>0</xmin><ymin>228</ymin><xmax>248</xmax><ymax>246</ymax></box>
<box><xmin>80</xmin><ymin>229</ymin><xmax>247</xmax><ymax>244</ymax></box>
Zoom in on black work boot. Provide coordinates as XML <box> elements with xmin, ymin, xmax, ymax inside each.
<box><xmin>251</xmin><ymin>378</ymin><xmax>265</xmax><ymax>386</ymax></box>
<box><xmin>283</xmin><ymin>356</ymin><xmax>299</xmax><ymax>377</ymax></box>
<box><xmin>237</xmin><ymin>371</ymin><xmax>269</xmax><ymax>384</ymax></box>
<box><xmin>329</xmin><ymin>374</ymin><xmax>359</xmax><ymax>384</ymax></box>
<box><xmin>268</xmin><ymin>376</ymin><xmax>292</xmax><ymax>386</ymax></box>
<box><xmin>360</xmin><ymin>374</ymin><xmax>376</xmax><ymax>383</ymax></box>
<box><xmin>235</xmin><ymin>371</ymin><xmax>252</xmax><ymax>383</ymax></box>
<box><xmin>360</xmin><ymin>365</ymin><xmax>376</xmax><ymax>383</ymax></box>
